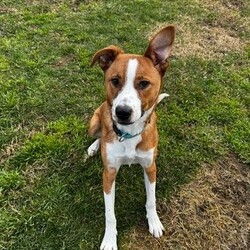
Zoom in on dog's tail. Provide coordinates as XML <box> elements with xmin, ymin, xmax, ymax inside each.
<box><xmin>157</xmin><ymin>93</ymin><xmax>169</xmax><ymax>104</ymax></box>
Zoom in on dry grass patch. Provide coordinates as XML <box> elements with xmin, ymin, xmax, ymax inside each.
<box><xmin>152</xmin><ymin>0</ymin><xmax>249</xmax><ymax>60</ymax></box>
<box><xmin>21</xmin><ymin>162</ymin><xmax>49</xmax><ymax>193</ymax></box>
<box><xmin>0</xmin><ymin>139</ymin><xmax>22</xmax><ymax>166</ymax></box>
<box><xmin>123</xmin><ymin>156</ymin><xmax>250</xmax><ymax>250</ymax></box>
<box><xmin>52</xmin><ymin>54</ymin><xmax>77</xmax><ymax>68</ymax></box>
<box><xmin>198</xmin><ymin>0</ymin><xmax>250</xmax><ymax>34</ymax></box>
<box><xmin>0</xmin><ymin>126</ymin><xmax>41</xmax><ymax>166</ymax></box>
<box><xmin>152</xmin><ymin>17</ymin><xmax>245</xmax><ymax>60</ymax></box>
<box><xmin>200</xmin><ymin>0</ymin><xmax>247</xmax><ymax>14</ymax></box>
<box><xmin>0</xmin><ymin>7</ymin><xmax>18</xmax><ymax>13</ymax></box>
<box><xmin>173</xmin><ymin>16</ymin><xmax>245</xmax><ymax>59</ymax></box>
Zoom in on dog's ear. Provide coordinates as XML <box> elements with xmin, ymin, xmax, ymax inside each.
<box><xmin>91</xmin><ymin>45</ymin><xmax>124</xmax><ymax>71</ymax></box>
<box><xmin>144</xmin><ymin>25</ymin><xmax>175</xmax><ymax>76</ymax></box>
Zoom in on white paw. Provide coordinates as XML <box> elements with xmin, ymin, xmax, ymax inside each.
<box><xmin>87</xmin><ymin>138</ymin><xmax>100</xmax><ymax>157</ymax></box>
<box><xmin>100</xmin><ymin>230</ymin><xmax>117</xmax><ymax>250</ymax></box>
<box><xmin>147</xmin><ymin>213</ymin><xmax>165</xmax><ymax>238</ymax></box>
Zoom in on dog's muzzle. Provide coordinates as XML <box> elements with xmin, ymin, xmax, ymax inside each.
<box><xmin>115</xmin><ymin>105</ymin><xmax>133</xmax><ymax>125</ymax></box>
<box><xmin>114</xmin><ymin>105</ymin><xmax>146</xmax><ymax>125</ymax></box>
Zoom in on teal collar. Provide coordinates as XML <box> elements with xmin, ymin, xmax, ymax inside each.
<box><xmin>113</xmin><ymin>123</ymin><xmax>144</xmax><ymax>142</ymax></box>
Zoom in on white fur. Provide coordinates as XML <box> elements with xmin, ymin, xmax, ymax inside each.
<box><xmin>112</xmin><ymin>59</ymin><xmax>142</xmax><ymax>124</ymax></box>
<box><xmin>157</xmin><ymin>93</ymin><xmax>169</xmax><ymax>104</ymax></box>
<box><xmin>144</xmin><ymin>171</ymin><xmax>164</xmax><ymax>237</ymax></box>
<box><xmin>114</xmin><ymin>92</ymin><xmax>168</xmax><ymax>136</ymax></box>
<box><xmin>100</xmin><ymin>182</ymin><xmax>118</xmax><ymax>250</ymax></box>
<box><xmin>87</xmin><ymin>138</ymin><xmax>101</xmax><ymax>156</ymax></box>
<box><xmin>116</xmin><ymin>103</ymin><xmax>155</xmax><ymax>136</ymax></box>
<box><xmin>106</xmin><ymin>136</ymin><xmax>154</xmax><ymax>168</ymax></box>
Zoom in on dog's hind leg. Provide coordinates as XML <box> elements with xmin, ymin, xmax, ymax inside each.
<box><xmin>88</xmin><ymin>106</ymin><xmax>102</xmax><ymax>138</ymax></box>
<box><xmin>88</xmin><ymin>107</ymin><xmax>102</xmax><ymax>157</ymax></box>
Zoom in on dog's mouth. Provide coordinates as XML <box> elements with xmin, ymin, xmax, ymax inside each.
<box><xmin>113</xmin><ymin>108</ymin><xmax>145</xmax><ymax>126</ymax></box>
<box><xmin>116</xmin><ymin>120</ymin><xmax>134</xmax><ymax>126</ymax></box>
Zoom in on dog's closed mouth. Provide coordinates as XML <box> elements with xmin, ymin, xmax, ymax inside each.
<box><xmin>116</xmin><ymin>120</ymin><xmax>134</xmax><ymax>125</ymax></box>
<box><xmin>114</xmin><ymin>109</ymin><xmax>145</xmax><ymax>126</ymax></box>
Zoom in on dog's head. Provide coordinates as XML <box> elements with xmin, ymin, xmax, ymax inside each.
<box><xmin>91</xmin><ymin>26</ymin><xmax>175</xmax><ymax>125</ymax></box>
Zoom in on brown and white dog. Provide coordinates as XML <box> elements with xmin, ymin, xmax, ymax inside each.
<box><xmin>88</xmin><ymin>26</ymin><xmax>175</xmax><ymax>250</ymax></box>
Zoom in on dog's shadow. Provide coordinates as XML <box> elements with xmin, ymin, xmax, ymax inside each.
<box><xmin>52</xmin><ymin>150</ymin><xmax>149</xmax><ymax>249</ymax></box>
<box><xmin>79</xmin><ymin>155</ymin><xmax>148</xmax><ymax>248</ymax></box>
<box><xmin>8</xmin><ymin>122</ymin><xmax>178</xmax><ymax>249</ymax></box>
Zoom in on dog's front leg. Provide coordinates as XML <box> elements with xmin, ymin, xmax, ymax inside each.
<box><xmin>100</xmin><ymin>166</ymin><xmax>118</xmax><ymax>250</ymax></box>
<box><xmin>143</xmin><ymin>162</ymin><xmax>165</xmax><ymax>238</ymax></box>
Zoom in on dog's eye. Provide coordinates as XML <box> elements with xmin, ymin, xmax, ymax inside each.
<box><xmin>111</xmin><ymin>77</ymin><xmax>120</xmax><ymax>87</ymax></box>
<box><xmin>139</xmin><ymin>80</ymin><xmax>150</xmax><ymax>90</ymax></box>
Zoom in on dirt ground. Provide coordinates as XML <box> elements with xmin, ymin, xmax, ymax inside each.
<box><xmin>125</xmin><ymin>156</ymin><xmax>250</xmax><ymax>249</ymax></box>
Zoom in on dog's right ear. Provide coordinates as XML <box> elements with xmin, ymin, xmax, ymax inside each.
<box><xmin>91</xmin><ymin>45</ymin><xmax>124</xmax><ymax>71</ymax></box>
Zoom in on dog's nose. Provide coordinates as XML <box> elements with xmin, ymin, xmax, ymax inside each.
<box><xmin>115</xmin><ymin>105</ymin><xmax>132</xmax><ymax>122</ymax></box>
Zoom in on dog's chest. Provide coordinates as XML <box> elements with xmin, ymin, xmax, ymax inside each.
<box><xmin>106</xmin><ymin>136</ymin><xmax>154</xmax><ymax>168</ymax></box>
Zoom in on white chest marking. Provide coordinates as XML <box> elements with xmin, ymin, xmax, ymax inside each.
<box><xmin>106</xmin><ymin>136</ymin><xmax>154</xmax><ymax>168</ymax></box>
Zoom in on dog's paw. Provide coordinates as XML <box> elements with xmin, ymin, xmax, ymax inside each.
<box><xmin>147</xmin><ymin>213</ymin><xmax>165</xmax><ymax>238</ymax></box>
<box><xmin>87</xmin><ymin>138</ymin><xmax>100</xmax><ymax>157</ymax></box>
<box><xmin>100</xmin><ymin>230</ymin><xmax>117</xmax><ymax>250</ymax></box>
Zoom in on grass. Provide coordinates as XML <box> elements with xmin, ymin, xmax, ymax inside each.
<box><xmin>123</xmin><ymin>156</ymin><xmax>250</xmax><ymax>249</ymax></box>
<box><xmin>0</xmin><ymin>0</ymin><xmax>249</xmax><ymax>249</ymax></box>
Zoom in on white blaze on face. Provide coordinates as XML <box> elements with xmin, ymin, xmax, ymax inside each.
<box><xmin>112</xmin><ymin>59</ymin><xmax>142</xmax><ymax>123</ymax></box>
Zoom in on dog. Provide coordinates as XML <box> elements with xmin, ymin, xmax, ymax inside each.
<box><xmin>87</xmin><ymin>25</ymin><xmax>175</xmax><ymax>250</ymax></box>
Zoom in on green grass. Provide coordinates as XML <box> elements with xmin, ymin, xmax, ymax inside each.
<box><xmin>0</xmin><ymin>0</ymin><xmax>249</xmax><ymax>249</ymax></box>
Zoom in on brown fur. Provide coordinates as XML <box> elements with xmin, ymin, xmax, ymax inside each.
<box><xmin>89</xmin><ymin>26</ymin><xmax>175</xmax><ymax>194</ymax></box>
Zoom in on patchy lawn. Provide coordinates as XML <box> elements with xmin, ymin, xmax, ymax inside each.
<box><xmin>123</xmin><ymin>155</ymin><xmax>250</xmax><ymax>249</ymax></box>
<box><xmin>0</xmin><ymin>0</ymin><xmax>249</xmax><ymax>249</ymax></box>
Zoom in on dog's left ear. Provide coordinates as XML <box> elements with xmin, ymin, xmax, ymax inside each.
<box><xmin>91</xmin><ymin>45</ymin><xmax>124</xmax><ymax>71</ymax></box>
<box><xmin>145</xmin><ymin>25</ymin><xmax>175</xmax><ymax>76</ymax></box>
